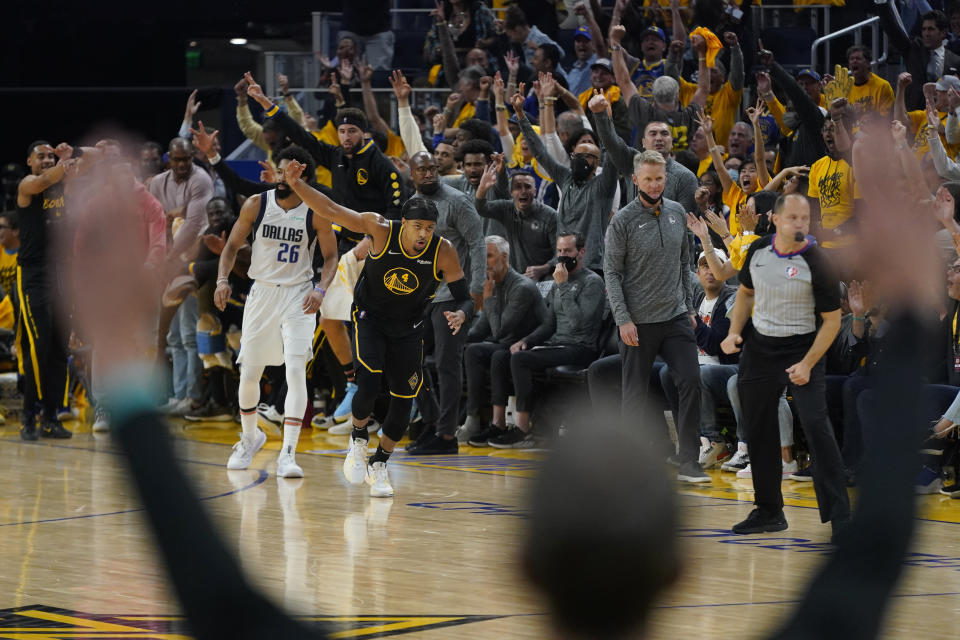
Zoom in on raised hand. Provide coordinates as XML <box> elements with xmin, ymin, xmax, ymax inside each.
<box><xmin>587</xmin><ymin>90</ymin><xmax>610</xmax><ymax>114</ymax></box>
<box><xmin>694</xmin><ymin>186</ymin><xmax>711</xmax><ymax>208</ymax></box>
<box><xmin>493</xmin><ymin>71</ymin><xmax>505</xmax><ymax>103</ymax></box>
<box><xmin>446</xmin><ymin>92</ymin><xmax>462</xmax><ymax>111</ymax></box>
<box><xmin>328</xmin><ymin>71</ymin><xmax>345</xmax><ymax>105</ymax></box>
<box><xmin>848</xmin><ymin>280</ymin><xmax>867</xmax><ymax>317</ymax></box>
<box><xmin>491</xmin><ymin>152</ymin><xmax>505</xmax><ymax>174</ymax></box>
<box><xmin>691</xmin><ymin>33</ymin><xmax>706</xmax><ymax>56</ymax></box>
<box><xmin>923</xmin><ymin>82</ymin><xmax>938</xmax><ymax>105</ymax></box>
<box><xmin>532</xmin><ymin>79</ymin><xmax>543</xmax><ymax>101</ymax></box>
<box><xmin>573</xmin><ymin>1</ymin><xmax>591</xmax><ymax>17</ymax></box>
<box><xmin>184</xmin><ymin>89</ymin><xmax>201</xmax><ymax>123</ymax></box>
<box><xmin>934</xmin><ymin>184</ymin><xmax>957</xmax><ymax>228</ymax></box>
<box><xmin>477</xmin><ymin>162</ymin><xmax>498</xmax><ymax>196</ymax></box>
<box><xmin>891</xmin><ymin>120</ymin><xmax>908</xmax><ymax>144</ymax></box>
<box><xmin>358</xmin><ymin>58</ymin><xmax>374</xmax><ymax>84</ymax></box>
<box><xmin>339</xmin><ymin>58</ymin><xmax>355</xmax><ymax>83</ymax></box>
<box><xmin>511</xmin><ymin>83</ymin><xmax>526</xmax><ymax>116</ymax></box>
<box><xmin>244</xmin><ymin>71</ymin><xmax>272</xmax><ymax>108</ymax></box>
<box><xmin>539</xmin><ymin>71</ymin><xmax>556</xmax><ymax>98</ymax></box>
<box><xmin>746</xmin><ymin>97</ymin><xmax>765</xmax><ymax>124</ymax></box>
<box><xmin>822</xmin><ymin>64</ymin><xmax>853</xmax><ymax>103</ymax></box>
<box><xmin>757</xmin><ymin>39</ymin><xmax>773</xmax><ymax>66</ymax></box>
<box><xmin>669</xmin><ymin>39</ymin><xmax>685</xmax><ymax>57</ymax></box>
<box><xmin>433</xmin><ymin>112</ymin><xmax>446</xmax><ymax>134</ymax></box>
<box><xmin>430</xmin><ymin>0</ymin><xmax>444</xmax><ymax>19</ymax></box>
<box><xmin>723</xmin><ymin>31</ymin><xmax>739</xmax><ymax>47</ymax></box>
<box><xmin>610</xmin><ymin>24</ymin><xmax>626</xmax><ymax>46</ymax></box>
<box><xmin>785</xmin><ymin>165</ymin><xmax>810</xmax><ymax>178</ymax></box>
<box><xmin>703</xmin><ymin>208</ymin><xmax>729</xmax><ymax>237</ymax></box>
<box><xmin>479</xmin><ymin>75</ymin><xmax>492</xmax><ymax>96</ymax></box>
<box><xmin>234</xmin><ymin>77</ymin><xmax>250</xmax><ymax>99</ymax></box>
<box><xmin>897</xmin><ymin>72</ymin><xmax>913</xmax><ymax>89</ymax></box>
<box><xmin>189</xmin><ymin>121</ymin><xmax>219</xmax><ymax>158</ymax></box>
<box><xmin>927</xmin><ymin>104</ymin><xmax>941</xmax><ymax>129</ymax></box>
<box><xmin>756</xmin><ymin>71</ymin><xmax>772</xmax><ymax>96</ymax></box>
<box><xmin>278</xmin><ymin>73</ymin><xmax>290</xmax><ymax>94</ymax></box>
<box><xmin>685</xmin><ymin>212</ymin><xmax>710</xmax><ymax>240</ymax></box>
<box><xmin>54</xmin><ymin>142</ymin><xmax>74</xmax><ymax>160</ymax></box>
<box><xmin>390</xmin><ymin>69</ymin><xmax>411</xmax><ymax>104</ymax></box>
<box><xmin>283</xmin><ymin>159</ymin><xmax>307</xmax><ymax>184</ymax></box>
<box><xmin>258</xmin><ymin>160</ymin><xmax>277</xmax><ymax>183</ymax></box>
<box><xmin>504</xmin><ymin>50</ymin><xmax>520</xmax><ymax>76</ymax></box>
<box><xmin>695</xmin><ymin>111</ymin><xmax>714</xmax><ymax>137</ymax></box>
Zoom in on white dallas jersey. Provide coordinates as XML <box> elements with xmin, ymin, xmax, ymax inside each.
<box><xmin>248</xmin><ymin>190</ymin><xmax>317</xmax><ymax>286</ymax></box>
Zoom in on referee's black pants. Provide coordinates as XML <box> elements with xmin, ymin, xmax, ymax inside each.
<box><xmin>738</xmin><ymin>331</ymin><xmax>851</xmax><ymax>524</ymax></box>
<box><xmin>17</xmin><ymin>265</ymin><xmax>69</xmax><ymax>423</ymax></box>
<box><xmin>620</xmin><ymin>314</ymin><xmax>701</xmax><ymax>465</ymax></box>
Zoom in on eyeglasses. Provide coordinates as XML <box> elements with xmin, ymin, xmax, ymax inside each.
<box><xmin>571</xmin><ymin>153</ymin><xmax>600</xmax><ymax>162</ymax></box>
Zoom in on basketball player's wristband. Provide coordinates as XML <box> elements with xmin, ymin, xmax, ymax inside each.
<box><xmin>314</xmin><ymin>284</ymin><xmax>326</xmax><ymax>295</ymax></box>
<box><xmin>217</xmin><ymin>277</ymin><xmax>229</xmax><ymax>286</ymax></box>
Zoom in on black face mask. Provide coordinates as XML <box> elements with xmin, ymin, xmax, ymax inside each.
<box><xmin>637</xmin><ymin>188</ymin><xmax>663</xmax><ymax>207</ymax></box>
<box><xmin>419</xmin><ymin>181</ymin><xmax>440</xmax><ymax>195</ymax></box>
<box><xmin>571</xmin><ymin>156</ymin><xmax>593</xmax><ymax>183</ymax></box>
<box><xmin>557</xmin><ymin>255</ymin><xmax>578</xmax><ymax>271</ymax></box>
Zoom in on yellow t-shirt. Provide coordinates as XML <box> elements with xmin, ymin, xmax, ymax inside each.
<box><xmin>697</xmin><ymin>156</ymin><xmax>715</xmax><ymax>177</ymax></box>
<box><xmin>385</xmin><ymin>130</ymin><xmax>405</xmax><ymax>158</ymax></box>
<box><xmin>681</xmin><ymin>81</ymin><xmax>742</xmax><ymax>153</ymax></box>
<box><xmin>729</xmin><ymin>233</ymin><xmax>760</xmax><ymax>271</ymax></box>
<box><xmin>0</xmin><ymin>248</ymin><xmax>17</xmax><ymax>300</ymax></box>
<box><xmin>847</xmin><ymin>72</ymin><xmax>894</xmax><ymax>122</ymax></box>
<box><xmin>807</xmin><ymin>155</ymin><xmax>858</xmax><ymax>232</ymax></box>
<box><xmin>908</xmin><ymin>109</ymin><xmax>960</xmax><ymax>160</ymax></box>
<box><xmin>311</xmin><ymin>122</ymin><xmax>340</xmax><ymax>188</ymax></box>
<box><xmin>453</xmin><ymin>102</ymin><xmax>476</xmax><ymax>128</ymax></box>
<box><xmin>722</xmin><ymin>179</ymin><xmax>768</xmax><ymax>236</ymax></box>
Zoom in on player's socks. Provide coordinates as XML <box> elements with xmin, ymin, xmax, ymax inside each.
<box><xmin>282</xmin><ymin>417</ymin><xmax>302</xmax><ymax>451</ymax></box>
<box><xmin>369</xmin><ymin>444</ymin><xmax>391</xmax><ymax>466</ymax></box>
<box><xmin>239</xmin><ymin>406</ymin><xmax>258</xmax><ymax>440</ymax></box>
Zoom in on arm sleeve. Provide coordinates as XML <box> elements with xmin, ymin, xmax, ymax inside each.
<box><xmin>457</xmin><ymin>196</ymin><xmax>487</xmax><ymax>294</ymax></box>
<box><xmin>498</xmin><ymin>281</ymin><xmax>538</xmax><ymax>340</ymax></box>
<box><xmin>170</xmin><ymin>173</ymin><xmax>214</xmax><ymax>258</ymax></box>
<box><xmin>375</xmin><ymin>152</ymin><xmax>404</xmax><ymax>218</ymax></box>
<box><xmin>237</xmin><ymin>103</ymin><xmax>269</xmax><ymax>153</ymax></box>
<box><xmin>524</xmin><ymin>288</ymin><xmax>557</xmax><ymax>346</ymax></box>
<box><xmin>267</xmin><ymin>109</ymin><xmax>333</xmax><ymax>169</ymax></box>
<box><xmin>285</xmin><ymin>95</ymin><xmax>305</xmax><ymax>126</ymax></box>
<box><xmin>474</xmin><ymin>99</ymin><xmax>492</xmax><ymax>123</ymax></box>
<box><xmin>765</xmin><ymin>94</ymin><xmax>793</xmax><ymax>137</ymax></box>
<box><xmin>477</xmin><ymin>198</ymin><xmax>514</xmax><ymax>225</ymax></box>
<box><xmin>673</xmin><ymin>167</ymin><xmax>698</xmax><ymax>216</ymax></box>
<box><xmin>729</xmin><ymin>45</ymin><xmax>744</xmax><ymax>92</ymax></box>
<box><xmin>611</xmin><ymin>98</ymin><xmax>632</xmax><ymax>143</ymax></box>
<box><xmin>928</xmin><ymin>129</ymin><xmax>960</xmax><ymax>181</ymax></box>
<box><xmin>398</xmin><ymin>105</ymin><xmax>428</xmax><ymax>156</ymax></box>
<box><xmin>626</xmin><ymin>93</ymin><xmax>652</xmax><ymax>136</ymax></box>
<box><xmin>500</xmin><ymin>132</ymin><xmax>515</xmax><ymax>160</ymax></box>
<box><xmin>562</xmin><ymin>274</ymin><xmax>606</xmax><ymax>335</ymax></box>
<box><xmin>603</xmin><ymin>219</ymin><xmax>633</xmax><ymax>326</ymax></box>
<box><xmin>596</xmin><ymin>109</ymin><xmax>639</xmax><ymax>178</ymax></box>
<box><xmin>212</xmin><ymin>157</ymin><xmax>273</xmax><ymax>197</ymax></box>
<box><xmin>769</xmin><ymin>62</ymin><xmax>824</xmax><ymax>127</ymax></box>
<box><xmin>680</xmin><ymin>225</ymin><xmax>694</xmax><ymax>314</ymax></box>
<box><xmin>947</xmin><ymin>112</ymin><xmax>960</xmax><ymax>145</ymax></box>
<box><xmin>518</xmin><ymin>116</ymin><xmax>570</xmax><ymax>185</ymax></box>
<box><xmin>808</xmin><ymin>248</ymin><xmax>842</xmax><ymax>314</ymax></box>
<box><xmin>543</xmin><ymin>131</ymin><xmax>572</xmax><ymax>167</ymax></box>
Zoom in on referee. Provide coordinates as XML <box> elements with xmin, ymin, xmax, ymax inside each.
<box><xmin>722</xmin><ymin>193</ymin><xmax>851</xmax><ymax>539</ymax></box>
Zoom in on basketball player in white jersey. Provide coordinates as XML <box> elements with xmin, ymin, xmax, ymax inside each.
<box><xmin>214</xmin><ymin>146</ymin><xmax>338</xmax><ymax>477</ymax></box>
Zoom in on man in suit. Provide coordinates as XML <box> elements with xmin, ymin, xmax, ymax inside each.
<box><xmin>876</xmin><ymin>1</ymin><xmax>960</xmax><ymax>110</ymax></box>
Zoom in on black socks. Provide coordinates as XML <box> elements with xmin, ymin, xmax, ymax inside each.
<box><xmin>369</xmin><ymin>444</ymin><xmax>390</xmax><ymax>466</ymax></box>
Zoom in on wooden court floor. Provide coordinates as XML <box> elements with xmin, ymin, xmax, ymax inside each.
<box><xmin>2</xmin><ymin>414</ymin><xmax>960</xmax><ymax>639</ymax></box>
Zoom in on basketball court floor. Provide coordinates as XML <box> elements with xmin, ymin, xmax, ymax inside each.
<box><xmin>2</xmin><ymin>416</ymin><xmax>960</xmax><ymax>638</ymax></box>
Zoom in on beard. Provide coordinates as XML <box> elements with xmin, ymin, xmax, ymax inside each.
<box><xmin>275</xmin><ymin>183</ymin><xmax>292</xmax><ymax>199</ymax></box>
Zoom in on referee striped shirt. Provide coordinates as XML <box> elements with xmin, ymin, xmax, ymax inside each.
<box><xmin>740</xmin><ymin>234</ymin><xmax>840</xmax><ymax>337</ymax></box>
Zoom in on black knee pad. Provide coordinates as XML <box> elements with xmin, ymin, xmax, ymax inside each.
<box><xmin>351</xmin><ymin>368</ymin><xmax>381</xmax><ymax>420</ymax></box>
<box><xmin>382</xmin><ymin>396</ymin><xmax>414</xmax><ymax>441</ymax></box>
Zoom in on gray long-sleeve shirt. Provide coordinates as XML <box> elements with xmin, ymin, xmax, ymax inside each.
<box><xmin>604</xmin><ymin>196</ymin><xmax>694</xmax><ymax>326</ymax></box>
<box><xmin>469</xmin><ymin>269</ymin><xmax>546</xmax><ymax>344</ymax></box>
<box><xmin>476</xmin><ymin>199</ymin><xmax>557</xmax><ymax>275</ymax></box>
<box><xmin>595</xmin><ymin>110</ymin><xmax>699</xmax><ymax>215</ymax></box>
<box><xmin>444</xmin><ymin>172</ymin><xmax>511</xmax><ymax>239</ymax></box>
<box><xmin>413</xmin><ymin>183</ymin><xmax>486</xmax><ymax>301</ymax></box>
<box><xmin>525</xmin><ymin>267</ymin><xmax>606</xmax><ymax>349</ymax></box>
<box><xmin>518</xmin><ymin>116</ymin><xmax>619</xmax><ymax>272</ymax></box>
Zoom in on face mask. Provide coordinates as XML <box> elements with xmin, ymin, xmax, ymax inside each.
<box><xmin>637</xmin><ymin>188</ymin><xmax>663</xmax><ymax>207</ymax></box>
<box><xmin>571</xmin><ymin>156</ymin><xmax>593</xmax><ymax>182</ymax></box>
<box><xmin>557</xmin><ymin>255</ymin><xmax>578</xmax><ymax>270</ymax></box>
<box><xmin>727</xmin><ymin>168</ymin><xmax>740</xmax><ymax>184</ymax></box>
<box><xmin>783</xmin><ymin>111</ymin><xmax>801</xmax><ymax>130</ymax></box>
<box><xmin>418</xmin><ymin>181</ymin><xmax>440</xmax><ymax>195</ymax></box>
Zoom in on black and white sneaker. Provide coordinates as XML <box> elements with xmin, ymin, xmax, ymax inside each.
<box><xmin>488</xmin><ymin>426</ymin><xmax>535</xmax><ymax>449</ymax></box>
<box><xmin>467</xmin><ymin>425</ymin><xmax>503</xmax><ymax>447</ymax></box>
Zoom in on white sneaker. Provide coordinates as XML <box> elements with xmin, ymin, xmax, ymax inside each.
<box><xmin>455</xmin><ymin>415</ymin><xmax>484</xmax><ymax>443</ymax></box>
<box><xmin>277</xmin><ymin>445</ymin><xmax>304</xmax><ymax>478</ymax></box>
<box><xmin>329</xmin><ymin>419</ymin><xmax>379</xmax><ymax>436</ymax></box>
<box><xmin>722</xmin><ymin>447</ymin><xmax>750</xmax><ymax>471</ymax></box>
<box><xmin>736</xmin><ymin>463</ymin><xmax>753</xmax><ymax>479</ymax></box>
<box><xmin>781</xmin><ymin>459</ymin><xmax>799</xmax><ymax>480</ymax></box>
<box><xmin>343</xmin><ymin>438</ymin><xmax>370</xmax><ymax>485</ymax></box>
<box><xmin>366</xmin><ymin>461</ymin><xmax>394</xmax><ymax>497</ymax></box>
<box><xmin>92</xmin><ymin>405</ymin><xmax>110</xmax><ymax>433</ymax></box>
<box><xmin>310</xmin><ymin>413</ymin><xmax>333</xmax><ymax>430</ymax></box>
<box><xmin>226</xmin><ymin>429</ymin><xmax>266</xmax><ymax>470</ymax></box>
<box><xmin>698</xmin><ymin>441</ymin><xmax>729</xmax><ymax>469</ymax></box>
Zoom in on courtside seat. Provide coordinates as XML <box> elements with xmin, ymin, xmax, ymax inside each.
<box><xmin>545</xmin><ymin>309</ymin><xmax>617</xmax><ymax>383</ymax></box>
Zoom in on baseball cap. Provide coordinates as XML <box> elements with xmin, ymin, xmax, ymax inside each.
<box><xmin>590</xmin><ymin>58</ymin><xmax>613</xmax><ymax>73</ymax></box>
<box><xmin>797</xmin><ymin>69</ymin><xmax>821</xmax><ymax>82</ymax></box>
<box><xmin>640</xmin><ymin>26</ymin><xmax>667</xmax><ymax>43</ymax></box>
<box><xmin>936</xmin><ymin>75</ymin><xmax>960</xmax><ymax>91</ymax></box>
<box><xmin>697</xmin><ymin>247</ymin><xmax>728</xmax><ymax>265</ymax></box>
<box><xmin>574</xmin><ymin>25</ymin><xmax>591</xmax><ymax>40</ymax></box>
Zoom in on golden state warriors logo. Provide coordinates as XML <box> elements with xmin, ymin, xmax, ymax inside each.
<box><xmin>384</xmin><ymin>267</ymin><xmax>419</xmax><ymax>295</ymax></box>
<box><xmin>357</xmin><ymin>168</ymin><xmax>369</xmax><ymax>185</ymax></box>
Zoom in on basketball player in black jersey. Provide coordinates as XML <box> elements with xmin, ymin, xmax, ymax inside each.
<box><xmin>283</xmin><ymin>159</ymin><xmax>474</xmax><ymax>497</ymax></box>
<box><xmin>16</xmin><ymin>140</ymin><xmax>100</xmax><ymax>440</ymax></box>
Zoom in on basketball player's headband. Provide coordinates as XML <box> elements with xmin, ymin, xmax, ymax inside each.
<box><xmin>338</xmin><ymin>113</ymin><xmax>367</xmax><ymax>130</ymax></box>
<box><xmin>402</xmin><ymin>198</ymin><xmax>439</xmax><ymax>222</ymax></box>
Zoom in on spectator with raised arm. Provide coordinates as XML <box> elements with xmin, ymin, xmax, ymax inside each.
<box><xmin>513</xmin><ymin>89</ymin><xmax>618</xmax><ymax>275</ymax></box>
<box><xmin>232</xmin><ymin>76</ymin><xmax>306</xmax><ymax>168</ymax></box>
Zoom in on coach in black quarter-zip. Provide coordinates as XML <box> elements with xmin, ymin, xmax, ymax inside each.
<box><xmin>604</xmin><ymin>150</ymin><xmax>708</xmax><ymax>484</ymax></box>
